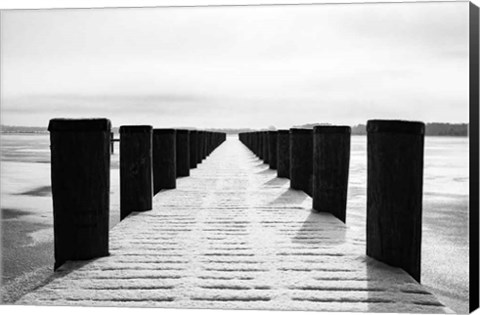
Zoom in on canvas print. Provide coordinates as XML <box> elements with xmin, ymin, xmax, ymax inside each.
<box><xmin>0</xmin><ymin>1</ymin><xmax>477</xmax><ymax>314</ymax></box>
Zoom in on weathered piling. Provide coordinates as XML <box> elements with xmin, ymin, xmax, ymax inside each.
<box><xmin>366</xmin><ymin>119</ymin><xmax>425</xmax><ymax>283</ymax></box>
<box><xmin>153</xmin><ymin>129</ymin><xmax>176</xmax><ymax>193</ymax></box>
<box><xmin>208</xmin><ymin>132</ymin><xmax>214</xmax><ymax>155</ymax></box>
<box><xmin>258</xmin><ymin>132</ymin><xmax>264</xmax><ymax>160</ymax></box>
<box><xmin>290</xmin><ymin>128</ymin><xmax>313</xmax><ymax>196</ymax></box>
<box><xmin>110</xmin><ymin>132</ymin><xmax>115</xmax><ymax>154</ymax></box>
<box><xmin>176</xmin><ymin>129</ymin><xmax>190</xmax><ymax>177</ymax></box>
<box><xmin>268</xmin><ymin>130</ymin><xmax>278</xmax><ymax>169</ymax></box>
<box><xmin>262</xmin><ymin>131</ymin><xmax>270</xmax><ymax>164</ymax></box>
<box><xmin>197</xmin><ymin>131</ymin><xmax>205</xmax><ymax>163</ymax></box>
<box><xmin>120</xmin><ymin>125</ymin><xmax>153</xmax><ymax>220</ymax></box>
<box><xmin>49</xmin><ymin>118</ymin><xmax>111</xmax><ymax>270</ymax></box>
<box><xmin>312</xmin><ymin>126</ymin><xmax>351</xmax><ymax>223</ymax></box>
<box><xmin>277</xmin><ymin>130</ymin><xmax>290</xmax><ymax>178</ymax></box>
<box><xmin>203</xmin><ymin>131</ymin><xmax>208</xmax><ymax>158</ymax></box>
<box><xmin>203</xmin><ymin>131</ymin><xmax>209</xmax><ymax>158</ymax></box>
<box><xmin>189</xmin><ymin>130</ymin><xmax>198</xmax><ymax>169</ymax></box>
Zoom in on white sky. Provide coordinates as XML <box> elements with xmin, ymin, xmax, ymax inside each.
<box><xmin>0</xmin><ymin>2</ymin><xmax>470</xmax><ymax>128</ymax></box>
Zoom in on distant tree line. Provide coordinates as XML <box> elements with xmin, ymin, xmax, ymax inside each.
<box><xmin>1</xmin><ymin>125</ymin><xmax>48</xmax><ymax>134</ymax></box>
<box><xmin>424</xmin><ymin>123</ymin><xmax>468</xmax><ymax>136</ymax></box>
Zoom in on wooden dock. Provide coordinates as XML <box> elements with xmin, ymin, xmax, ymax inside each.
<box><xmin>18</xmin><ymin>137</ymin><xmax>452</xmax><ymax>313</ymax></box>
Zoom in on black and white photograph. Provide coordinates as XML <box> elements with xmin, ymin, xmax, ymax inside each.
<box><xmin>0</xmin><ymin>0</ymin><xmax>478</xmax><ymax>314</ymax></box>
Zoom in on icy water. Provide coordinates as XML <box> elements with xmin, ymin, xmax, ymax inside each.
<box><xmin>0</xmin><ymin>133</ymin><xmax>469</xmax><ymax>312</ymax></box>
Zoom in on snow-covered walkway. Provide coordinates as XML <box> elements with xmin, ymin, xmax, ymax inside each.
<box><xmin>18</xmin><ymin>137</ymin><xmax>451</xmax><ymax>313</ymax></box>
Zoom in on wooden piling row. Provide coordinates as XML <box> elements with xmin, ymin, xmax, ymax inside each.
<box><xmin>239</xmin><ymin>119</ymin><xmax>425</xmax><ymax>283</ymax></box>
<box><xmin>48</xmin><ymin>119</ymin><xmax>225</xmax><ymax>269</ymax></box>
<box><xmin>49</xmin><ymin>117</ymin><xmax>423</xmax><ymax>284</ymax></box>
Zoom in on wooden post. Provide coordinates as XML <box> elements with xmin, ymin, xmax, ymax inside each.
<box><xmin>290</xmin><ymin>128</ymin><xmax>313</xmax><ymax>196</ymax></box>
<box><xmin>203</xmin><ymin>131</ymin><xmax>208</xmax><ymax>159</ymax></box>
<box><xmin>366</xmin><ymin>119</ymin><xmax>425</xmax><ymax>282</ymax></box>
<box><xmin>312</xmin><ymin>126</ymin><xmax>351</xmax><ymax>223</ymax></box>
<box><xmin>120</xmin><ymin>125</ymin><xmax>153</xmax><ymax>221</ymax></box>
<box><xmin>268</xmin><ymin>130</ymin><xmax>278</xmax><ymax>170</ymax></box>
<box><xmin>189</xmin><ymin>130</ymin><xmax>198</xmax><ymax>169</ymax></box>
<box><xmin>258</xmin><ymin>131</ymin><xmax>264</xmax><ymax>160</ymax></box>
<box><xmin>153</xmin><ymin>129</ymin><xmax>176</xmax><ymax>193</ymax></box>
<box><xmin>176</xmin><ymin>129</ymin><xmax>190</xmax><ymax>177</ymax></box>
<box><xmin>207</xmin><ymin>132</ymin><xmax>213</xmax><ymax>156</ymax></box>
<box><xmin>110</xmin><ymin>132</ymin><xmax>115</xmax><ymax>154</ymax></box>
<box><xmin>49</xmin><ymin>118</ymin><xmax>111</xmax><ymax>270</ymax></box>
<box><xmin>197</xmin><ymin>131</ymin><xmax>205</xmax><ymax>163</ymax></box>
<box><xmin>253</xmin><ymin>132</ymin><xmax>259</xmax><ymax>156</ymax></box>
<box><xmin>277</xmin><ymin>130</ymin><xmax>290</xmax><ymax>178</ymax></box>
<box><xmin>262</xmin><ymin>131</ymin><xmax>269</xmax><ymax>164</ymax></box>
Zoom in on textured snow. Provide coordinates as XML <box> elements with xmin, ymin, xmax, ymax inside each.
<box><xmin>17</xmin><ymin>138</ymin><xmax>452</xmax><ymax>313</ymax></box>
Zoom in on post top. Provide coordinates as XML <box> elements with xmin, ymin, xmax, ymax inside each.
<box><xmin>290</xmin><ymin>128</ymin><xmax>313</xmax><ymax>134</ymax></box>
<box><xmin>367</xmin><ymin>120</ymin><xmax>425</xmax><ymax>135</ymax></box>
<box><xmin>314</xmin><ymin>125</ymin><xmax>351</xmax><ymax>134</ymax></box>
<box><xmin>277</xmin><ymin>129</ymin><xmax>290</xmax><ymax>134</ymax></box>
<box><xmin>153</xmin><ymin>128</ymin><xmax>176</xmax><ymax>134</ymax></box>
<box><xmin>119</xmin><ymin>125</ymin><xmax>153</xmax><ymax>133</ymax></box>
<box><xmin>176</xmin><ymin>129</ymin><xmax>190</xmax><ymax>134</ymax></box>
<box><xmin>48</xmin><ymin>118</ymin><xmax>111</xmax><ymax>132</ymax></box>
<box><xmin>268</xmin><ymin>130</ymin><xmax>278</xmax><ymax>134</ymax></box>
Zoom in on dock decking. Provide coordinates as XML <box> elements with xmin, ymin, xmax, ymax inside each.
<box><xmin>18</xmin><ymin>138</ymin><xmax>451</xmax><ymax>313</ymax></box>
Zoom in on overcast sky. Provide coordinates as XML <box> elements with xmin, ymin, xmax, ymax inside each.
<box><xmin>0</xmin><ymin>2</ymin><xmax>469</xmax><ymax>129</ymax></box>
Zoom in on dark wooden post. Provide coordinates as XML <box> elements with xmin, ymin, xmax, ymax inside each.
<box><xmin>203</xmin><ymin>131</ymin><xmax>208</xmax><ymax>159</ymax></box>
<box><xmin>312</xmin><ymin>126</ymin><xmax>351</xmax><ymax>223</ymax></box>
<box><xmin>290</xmin><ymin>128</ymin><xmax>313</xmax><ymax>196</ymax></box>
<box><xmin>110</xmin><ymin>132</ymin><xmax>115</xmax><ymax>154</ymax></box>
<box><xmin>207</xmin><ymin>132</ymin><xmax>213</xmax><ymax>155</ymax></box>
<box><xmin>277</xmin><ymin>129</ymin><xmax>290</xmax><ymax>178</ymax></box>
<box><xmin>176</xmin><ymin>129</ymin><xmax>190</xmax><ymax>177</ymax></box>
<box><xmin>120</xmin><ymin>125</ymin><xmax>153</xmax><ymax>221</ymax></box>
<box><xmin>258</xmin><ymin>131</ymin><xmax>264</xmax><ymax>160</ymax></box>
<box><xmin>49</xmin><ymin>118</ymin><xmax>111</xmax><ymax>270</ymax></box>
<box><xmin>153</xmin><ymin>129</ymin><xmax>176</xmax><ymax>193</ymax></box>
<box><xmin>197</xmin><ymin>131</ymin><xmax>205</xmax><ymax>163</ymax></box>
<box><xmin>189</xmin><ymin>130</ymin><xmax>198</xmax><ymax>169</ymax></box>
<box><xmin>262</xmin><ymin>131</ymin><xmax>269</xmax><ymax>164</ymax></box>
<box><xmin>366</xmin><ymin>119</ymin><xmax>425</xmax><ymax>282</ymax></box>
<box><xmin>268</xmin><ymin>130</ymin><xmax>278</xmax><ymax>169</ymax></box>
